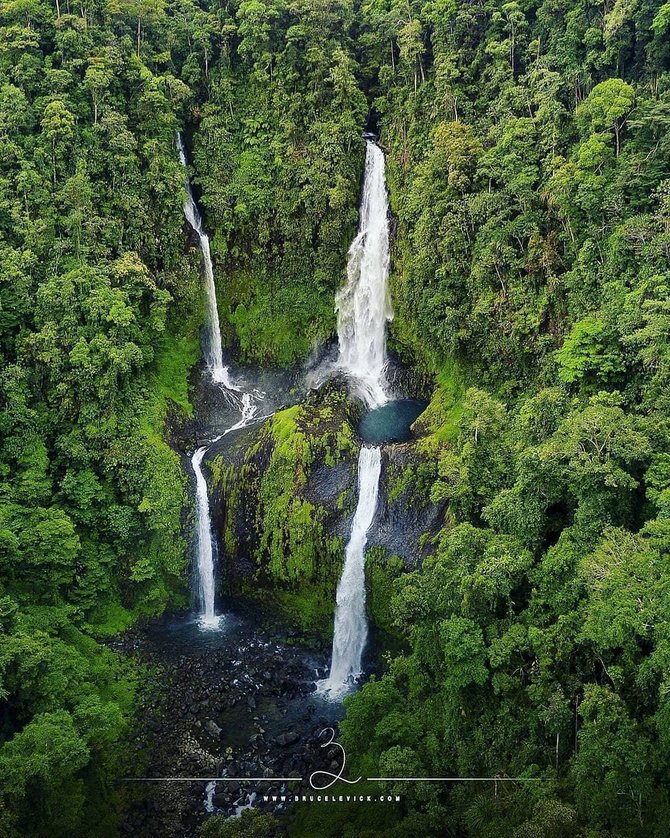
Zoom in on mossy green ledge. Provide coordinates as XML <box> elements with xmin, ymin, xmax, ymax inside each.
<box><xmin>208</xmin><ymin>382</ymin><xmax>360</xmax><ymax>640</ymax></box>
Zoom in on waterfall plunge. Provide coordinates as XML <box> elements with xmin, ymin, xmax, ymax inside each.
<box><xmin>177</xmin><ymin>134</ymin><xmax>270</xmax><ymax>628</ymax></box>
<box><xmin>177</xmin><ymin>133</ymin><xmax>238</xmax><ymax>392</ymax></box>
<box><xmin>191</xmin><ymin>446</ymin><xmax>218</xmax><ymax>627</ymax></box>
<box><xmin>335</xmin><ymin>140</ymin><xmax>393</xmax><ymax>409</ymax></box>
<box><xmin>318</xmin><ymin>446</ymin><xmax>381</xmax><ymax>696</ymax></box>
<box><xmin>320</xmin><ymin>139</ymin><xmax>392</xmax><ymax>697</ymax></box>
<box><xmin>189</xmin><ymin>397</ymin><xmax>262</xmax><ymax>629</ymax></box>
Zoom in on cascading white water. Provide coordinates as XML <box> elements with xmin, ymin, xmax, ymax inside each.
<box><xmin>318</xmin><ymin>138</ymin><xmax>393</xmax><ymax>696</ymax></box>
<box><xmin>336</xmin><ymin>140</ymin><xmax>393</xmax><ymax>408</ymax></box>
<box><xmin>190</xmin><ymin>399</ymin><xmax>265</xmax><ymax>630</ymax></box>
<box><xmin>177</xmin><ymin>134</ymin><xmax>271</xmax><ymax>634</ymax></box>
<box><xmin>192</xmin><ymin>446</ymin><xmax>218</xmax><ymax>627</ymax></box>
<box><xmin>177</xmin><ymin>132</ymin><xmax>238</xmax><ymax>392</ymax></box>
<box><xmin>318</xmin><ymin>446</ymin><xmax>381</xmax><ymax>696</ymax></box>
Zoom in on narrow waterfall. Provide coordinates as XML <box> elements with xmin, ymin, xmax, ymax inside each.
<box><xmin>189</xmin><ymin>397</ymin><xmax>263</xmax><ymax>628</ymax></box>
<box><xmin>319</xmin><ymin>138</ymin><xmax>392</xmax><ymax>695</ymax></box>
<box><xmin>177</xmin><ymin>132</ymin><xmax>238</xmax><ymax>391</ymax></box>
<box><xmin>192</xmin><ymin>446</ymin><xmax>218</xmax><ymax>627</ymax></box>
<box><xmin>189</xmin><ymin>392</ymin><xmax>266</xmax><ymax>628</ymax></box>
<box><xmin>319</xmin><ymin>446</ymin><xmax>381</xmax><ymax>695</ymax></box>
<box><xmin>336</xmin><ymin>140</ymin><xmax>393</xmax><ymax>409</ymax></box>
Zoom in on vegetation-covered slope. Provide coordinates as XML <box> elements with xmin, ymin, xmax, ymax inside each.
<box><xmin>191</xmin><ymin>0</ymin><xmax>368</xmax><ymax>364</ymax></box>
<box><xmin>2</xmin><ymin>0</ymin><xmax>670</xmax><ymax>836</ymax></box>
<box><xmin>329</xmin><ymin>2</ymin><xmax>670</xmax><ymax>837</ymax></box>
<box><xmin>0</xmin><ymin>1</ymin><xmax>202</xmax><ymax>834</ymax></box>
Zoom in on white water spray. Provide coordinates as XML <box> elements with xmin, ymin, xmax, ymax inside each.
<box><xmin>318</xmin><ymin>138</ymin><xmax>393</xmax><ymax>696</ymax></box>
<box><xmin>318</xmin><ymin>446</ymin><xmax>381</xmax><ymax>696</ymax></box>
<box><xmin>190</xmin><ymin>399</ymin><xmax>266</xmax><ymax>630</ymax></box>
<box><xmin>335</xmin><ymin>140</ymin><xmax>393</xmax><ymax>408</ymax></box>
<box><xmin>177</xmin><ymin>132</ymin><xmax>238</xmax><ymax>391</ymax></box>
<box><xmin>192</xmin><ymin>446</ymin><xmax>218</xmax><ymax>627</ymax></box>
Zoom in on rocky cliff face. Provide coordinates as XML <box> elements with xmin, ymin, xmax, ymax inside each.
<box><xmin>207</xmin><ymin>383</ymin><xmax>359</xmax><ymax>637</ymax></box>
<box><xmin>371</xmin><ymin>442</ymin><xmax>444</xmax><ymax>564</ymax></box>
<box><xmin>207</xmin><ymin>381</ymin><xmax>446</xmax><ymax>640</ymax></box>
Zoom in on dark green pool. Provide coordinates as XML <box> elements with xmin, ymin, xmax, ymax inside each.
<box><xmin>359</xmin><ymin>399</ymin><xmax>427</xmax><ymax>444</ymax></box>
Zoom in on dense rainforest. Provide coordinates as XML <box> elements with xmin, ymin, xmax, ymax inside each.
<box><xmin>1</xmin><ymin>0</ymin><xmax>670</xmax><ymax>836</ymax></box>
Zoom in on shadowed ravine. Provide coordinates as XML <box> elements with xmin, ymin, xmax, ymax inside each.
<box><xmin>119</xmin><ymin>133</ymin><xmax>423</xmax><ymax>834</ymax></box>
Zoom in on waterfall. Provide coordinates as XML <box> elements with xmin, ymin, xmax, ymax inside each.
<box><xmin>192</xmin><ymin>446</ymin><xmax>218</xmax><ymax>627</ymax></box>
<box><xmin>189</xmin><ymin>396</ymin><xmax>265</xmax><ymax>628</ymax></box>
<box><xmin>318</xmin><ymin>446</ymin><xmax>381</xmax><ymax>696</ymax></box>
<box><xmin>317</xmin><ymin>138</ymin><xmax>393</xmax><ymax>695</ymax></box>
<box><xmin>177</xmin><ymin>134</ymin><xmax>269</xmax><ymax>630</ymax></box>
<box><xmin>177</xmin><ymin>132</ymin><xmax>238</xmax><ymax>392</ymax></box>
<box><xmin>190</xmin><ymin>391</ymin><xmax>267</xmax><ymax>628</ymax></box>
<box><xmin>335</xmin><ymin>140</ymin><xmax>393</xmax><ymax>408</ymax></box>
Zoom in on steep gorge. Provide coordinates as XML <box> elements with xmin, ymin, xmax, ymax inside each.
<box><xmin>3</xmin><ymin>1</ymin><xmax>670</xmax><ymax>837</ymax></box>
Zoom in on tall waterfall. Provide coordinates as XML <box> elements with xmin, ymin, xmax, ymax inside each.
<box><xmin>177</xmin><ymin>132</ymin><xmax>238</xmax><ymax>391</ymax></box>
<box><xmin>318</xmin><ymin>138</ymin><xmax>393</xmax><ymax>696</ymax></box>
<box><xmin>319</xmin><ymin>446</ymin><xmax>381</xmax><ymax>696</ymax></box>
<box><xmin>189</xmin><ymin>391</ymin><xmax>265</xmax><ymax>628</ymax></box>
<box><xmin>192</xmin><ymin>446</ymin><xmax>218</xmax><ymax>627</ymax></box>
<box><xmin>189</xmin><ymin>398</ymin><xmax>262</xmax><ymax>628</ymax></box>
<box><xmin>336</xmin><ymin>140</ymin><xmax>393</xmax><ymax>409</ymax></box>
<box><xmin>177</xmin><ymin>134</ymin><xmax>269</xmax><ymax>629</ymax></box>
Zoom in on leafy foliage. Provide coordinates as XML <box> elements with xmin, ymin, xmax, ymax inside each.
<box><xmin>0</xmin><ymin>0</ymin><xmax>202</xmax><ymax>832</ymax></box>
<box><xmin>328</xmin><ymin>2</ymin><xmax>670</xmax><ymax>835</ymax></box>
<box><xmin>3</xmin><ymin>0</ymin><xmax>670</xmax><ymax>835</ymax></box>
<box><xmin>213</xmin><ymin>387</ymin><xmax>358</xmax><ymax>636</ymax></box>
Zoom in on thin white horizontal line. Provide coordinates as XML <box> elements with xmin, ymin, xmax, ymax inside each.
<box><xmin>367</xmin><ymin>777</ymin><xmax>543</xmax><ymax>782</ymax></box>
<box><xmin>123</xmin><ymin>776</ymin><xmax>542</xmax><ymax>783</ymax></box>
<box><xmin>122</xmin><ymin>777</ymin><xmax>300</xmax><ymax>782</ymax></box>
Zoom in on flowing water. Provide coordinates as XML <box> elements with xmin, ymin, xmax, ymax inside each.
<box><xmin>319</xmin><ymin>138</ymin><xmax>394</xmax><ymax>696</ymax></box>
<box><xmin>190</xmin><ymin>397</ymin><xmax>265</xmax><ymax>629</ymax></box>
<box><xmin>178</xmin><ymin>132</ymin><xmax>268</xmax><ymax>627</ymax></box>
<box><xmin>318</xmin><ymin>446</ymin><xmax>382</xmax><ymax>696</ymax></box>
<box><xmin>191</xmin><ymin>447</ymin><xmax>219</xmax><ymax>627</ymax></box>
<box><xmin>335</xmin><ymin>140</ymin><xmax>393</xmax><ymax>409</ymax></box>
<box><xmin>177</xmin><ymin>132</ymin><xmax>237</xmax><ymax>391</ymax></box>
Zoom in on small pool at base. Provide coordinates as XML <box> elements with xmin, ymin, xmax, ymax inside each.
<box><xmin>359</xmin><ymin>399</ymin><xmax>427</xmax><ymax>444</ymax></box>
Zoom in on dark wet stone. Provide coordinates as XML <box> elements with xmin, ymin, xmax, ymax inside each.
<box><xmin>206</xmin><ymin>719</ymin><xmax>222</xmax><ymax>738</ymax></box>
<box><xmin>275</xmin><ymin>731</ymin><xmax>300</xmax><ymax>747</ymax></box>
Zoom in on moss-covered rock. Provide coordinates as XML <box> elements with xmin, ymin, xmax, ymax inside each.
<box><xmin>207</xmin><ymin>374</ymin><xmax>458</xmax><ymax>642</ymax></box>
<box><xmin>210</xmin><ymin>383</ymin><xmax>360</xmax><ymax>639</ymax></box>
<box><xmin>369</xmin><ymin>441</ymin><xmax>445</xmax><ymax>569</ymax></box>
<box><xmin>365</xmin><ymin>546</ymin><xmax>404</xmax><ymax>636</ymax></box>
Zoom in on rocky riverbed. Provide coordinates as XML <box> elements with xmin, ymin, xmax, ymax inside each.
<box><xmin>114</xmin><ymin>609</ymin><xmax>345</xmax><ymax>837</ymax></box>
